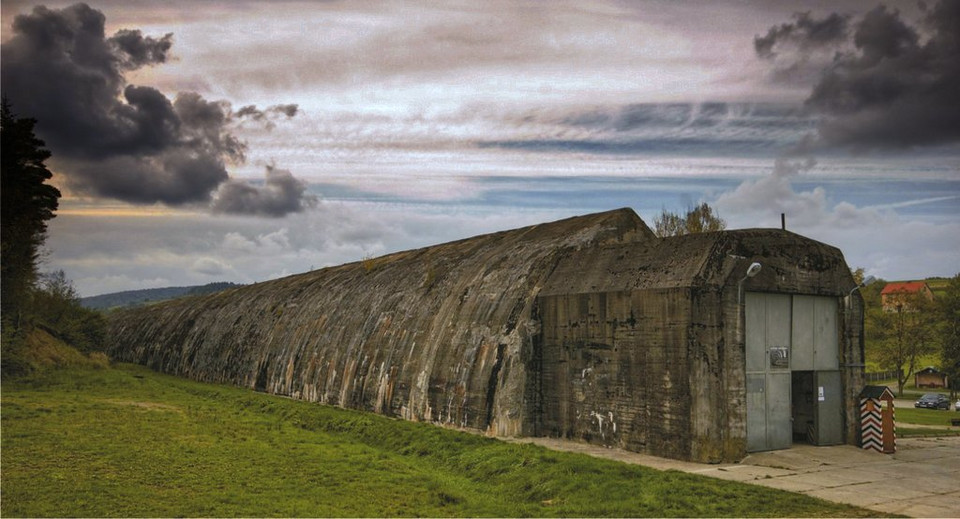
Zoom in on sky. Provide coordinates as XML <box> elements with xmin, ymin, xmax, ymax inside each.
<box><xmin>2</xmin><ymin>0</ymin><xmax>958</xmax><ymax>297</ymax></box>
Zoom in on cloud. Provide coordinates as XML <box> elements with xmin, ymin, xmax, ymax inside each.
<box><xmin>110</xmin><ymin>28</ymin><xmax>174</xmax><ymax>70</ymax></box>
<box><xmin>714</xmin><ymin>157</ymin><xmax>884</xmax><ymax>229</ymax></box>
<box><xmin>478</xmin><ymin>137</ymin><xmax>776</xmax><ymax>156</ymax></box>
<box><xmin>757</xmin><ymin>1</ymin><xmax>960</xmax><ymax>150</ymax></box>
<box><xmin>235</xmin><ymin>103</ymin><xmax>299</xmax><ymax>129</ymax></box>
<box><xmin>754</xmin><ymin>11</ymin><xmax>852</xmax><ymax>85</ymax></box>
<box><xmin>0</xmin><ymin>2</ymin><xmax>306</xmax><ymax>213</ymax></box>
<box><xmin>221</xmin><ymin>232</ymin><xmax>257</xmax><ymax>252</ymax></box>
<box><xmin>3</xmin><ymin>4</ymin><xmax>176</xmax><ymax>159</ymax></box>
<box><xmin>474</xmin><ymin>102</ymin><xmax>817</xmax><ymax>157</ymax></box>
<box><xmin>754</xmin><ymin>12</ymin><xmax>851</xmax><ymax>59</ymax></box>
<box><xmin>710</xmin><ymin>156</ymin><xmax>960</xmax><ymax>281</ymax></box>
<box><xmin>739</xmin><ymin>1</ymin><xmax>959</xmax><ymax>276</ymax></box>
<box><xmin>46</xmin><ymin>192</ymin><xmax>570</xmax><ymax>296</ymax></box>
<box><xmin>211</xmin><ymin>165</ymin><xmax>318</xmax><ymax>217</ymax></box>
<box><xmin>236</xmin><ymin>104</ymin><xmax>299</xmax><ymax>120</ymax></box>
<box><xmin>68</xmin><ymin>152</ymin><xmax>230</xmax><ymax>205</ymax></box>
<box><xmin>191</xmin><ymin>257</ymin><xmax>231</xmax><ymax>276</ymax></box>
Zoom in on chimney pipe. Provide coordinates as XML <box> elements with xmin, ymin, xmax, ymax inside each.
<box><xmin>781</xmin><ymin>213</ymin><xmax>786</xmax><ymax>230</ymax></box>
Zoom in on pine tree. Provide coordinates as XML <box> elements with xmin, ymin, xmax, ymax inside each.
<box><xmin>1</xmin><ymin>98</ymin><xmax>61</xmax><ymax>329</ymax></box>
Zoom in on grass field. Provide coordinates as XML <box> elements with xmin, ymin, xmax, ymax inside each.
<box><xmin>896</xmin><ymin>407</ymin><xmax>959</xmax><ymax>427</ymax></box>
<box><xmin>2</xmin><ymin>364</ymin><xmax>877</xmax><ymax>518</ymax></box>
<box><xmin>895</xmin><ymin>405</ymin><xmax>960</xmax><ymax>437</ymax></box>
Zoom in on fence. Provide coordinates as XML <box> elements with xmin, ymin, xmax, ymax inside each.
<box><xmin>864</xmin><ymin>370</ymin><xmax>900</xmax><ymax>383</ymax></box>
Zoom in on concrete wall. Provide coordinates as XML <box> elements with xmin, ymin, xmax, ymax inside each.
<box><xmin>536</xmin><ymin>286</ymin><xmax>751</xmax><ymax>463</ymax></box>
<box><xmin>108</xmin><ymin>209</ymin><xmax>651</xmax><ymax>437</ymax></box>
<box><xmin>538</xmin><ymin>289</ymin><xmax>692</xmax><ymax>460</ymax></box>
<box><xmin>843</xmin><ymin>293</ymin><xmax>867</xmax><ymax>445</ymax></box>
<box><xmin>690</xmin><ymin>285</ymin><xmax>745</xmax><ymax>462</ymax></box>
<box><xmin>108</xmin><ymin>210</ymin><xmax>863</xmax><ymax>463</ymax></box>
<box><xmin>534</xmin><ymin>228</ymin><xmax>861</xmax><ymax>462</ymax></box>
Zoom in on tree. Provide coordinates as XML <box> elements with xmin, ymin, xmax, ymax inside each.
<box><xmin>1</xmin><ymin>98</ymin><xmax>61</xmax><ymax>329</ymax></box>
<box><xmin>867</xmin><ymin>290</ymin><xmax>940</xmax><ymax>396</ymax></box>
<box><xmin>653</xmin><ymin>202</ymin><xmax>726</xmax><ymax>238</ymax></box>
<box><xmin>33</xmin><ymin>270</ymin><xmax>79</xmax><ymax>326</ymax></box>
<box><xmin>851</xmin><ymin>267</ymin><xmax>865</xmax><ymax>285</ymax></box>
<box><xmin>938</xmin><ymin>273</ymin><xmax>960</xmax><ymax>399</ymax></box>
<box><xmin>31</xmin><ymin>270</ymin><xmax>107</xmax><ymax>353</ymax></box>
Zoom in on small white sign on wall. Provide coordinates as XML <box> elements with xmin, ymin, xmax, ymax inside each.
<box><xmin>818</xmin><ymin>386</ymin><xmax>825</xmax><ymax>402</ymax></box>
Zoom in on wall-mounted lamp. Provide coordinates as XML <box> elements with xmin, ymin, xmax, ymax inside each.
<box><xmin>738</xmin><ymin>262</ymin><xmax>762</xmax><ymax>304</ymax></box>
<box><xmin>849</xmin><ymin>275</ymin><xmax>877</xmax><ymax>297</ymax></box>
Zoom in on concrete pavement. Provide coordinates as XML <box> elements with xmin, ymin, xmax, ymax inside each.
<box><xmin>509</xmin><ymin>436</ymin><xmax>960</xmax><ymax>517</ymax></box>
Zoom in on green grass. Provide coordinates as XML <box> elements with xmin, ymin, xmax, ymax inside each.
<box><xmin>2</xmin><ymin>364</ymin><xmax>876</xmax><ymax>518</ymax></box>
<box><xmin>925</xmin><ymin>277</ymin><xmax>951</xmax><ymax>298</ymax></box>
<box><xmin>898</xmin><ymin>428</ymin><xmax>960</xmax><ymax>437</ymax></box>
<box><xmin>895</xmin><ymin>405</ymin><xmax>960</xmax><ymax>438</ymax></box>
<box><xmin>896</xmin><ymin>406</ymin><xmax>959</xmax><ymax>426</ymax></box>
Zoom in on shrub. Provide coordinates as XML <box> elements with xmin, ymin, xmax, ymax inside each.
<box><xmin>29</xmin><ymin>270</ymin><xmax>107</xmax><ymax>352</ymax></box>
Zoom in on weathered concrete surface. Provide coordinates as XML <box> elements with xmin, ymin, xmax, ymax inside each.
<box><xmin>109</xmin><ymin>209</ymin><xmax>651</xmax><ymax>436</ymax></box>
<box><xmin>109</xmin><ymin>208</ymin><xmax>862</xmax><ymax>462</ymax></box>
<box><xmin>508</xmin><ymin>436</ymin><xmax>960</xmax><ymax>518</ymax></box>
<box><xmin>537</xmin><ymin>230</ymin><xmax>861</xmax><ymax>462</ymax></box>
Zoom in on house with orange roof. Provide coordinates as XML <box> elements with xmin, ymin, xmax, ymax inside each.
<box><xmin>881</xmin><ymin>281</ymin><xmax>934</xmax><ymax>312</ymax></box>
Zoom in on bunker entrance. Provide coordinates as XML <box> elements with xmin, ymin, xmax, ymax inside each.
<box><xmin>746</xmin><ymin>293</ymin><xmax>843</xmax><ymax>452</ymax></box>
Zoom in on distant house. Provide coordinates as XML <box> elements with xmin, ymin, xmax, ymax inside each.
<box><xmin>881</xmin><ymin>281</ymin><xmax>934</xmax><ymax>312</ymax></box>
<box><xmin>915</xmin><ymin>367</ymin><xmax>948</xmax><ymax>389</ymax></box>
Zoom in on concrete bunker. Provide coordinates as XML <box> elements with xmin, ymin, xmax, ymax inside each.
<box><xmin>108</xmin><ymin>208</ymin><xmax>864</xmax><ymax>462</ymax></box>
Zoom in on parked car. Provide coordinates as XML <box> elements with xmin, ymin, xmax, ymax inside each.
<box><xmin>914</xmin><ymin>393</ymin><xmax>950</xmax><ymax>410</ymax></box>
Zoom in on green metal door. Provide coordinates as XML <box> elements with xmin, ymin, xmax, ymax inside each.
<box><xmin>792</xmin><ymin>295</ymin><xmax>842</xmax><ymax>446</ymax></box>
<box><xmin>745</xmin><ymin>292</ymin><xmax>793</xmax><ymax>452</ymax></box>
<box><xmin>815</xmin><ymin>370</ymin><xmax>843</xmax><ymax>445</ymax></box>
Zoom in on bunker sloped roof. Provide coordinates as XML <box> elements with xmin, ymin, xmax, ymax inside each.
<box><xmin>540</xmin><ymin>228</ymin><xmax>856</xmax><ymax>296</ymax></box>
<box><xmin>109</xmin><ymin>207</ymin><xmax>856</xmax><ymax>439</ymax></box>
<box><xmin>109</xmin><ymin>208</ymin><xmax>652</xmax><ymax>435</ymax></box>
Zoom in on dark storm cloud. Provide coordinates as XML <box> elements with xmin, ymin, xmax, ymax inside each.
<box><xmin>70</xmin><ymin>152</ymin><xmax>230</xmax><ymax>205</ymax></box>
<box><xmin>235</xmin><ymin>103</ymin><xmax>299</xmax><ymax>129</ymax></box>
<box><xmin>109</xmin><ymin>28</ymin><xmax>173</xmax><ymax>70</ymax></box>
<box><xmin>753</xmin><ymin>11</ymin><xmax>852</xmax><ymax>84</ymax></box>
<box><xmin>272</xmin><ymin>104</ymin><xmax>299</xmax><ymax>118</ymax></box>
<box><xmin>173</xmin><ymin>92</ymin><xmax>246</xmax><ymax>163</ymax></box>
<box><xmin>758</xmin><ymin>1</ymin><xmax>960</xmax><ymax>150</ymax></box>
<box><xmin>0</xmin><ymin>3</ymin><xmax>309</xmax><ymax>213</ymax></box>
<box><xmin>2</xmin><ymin>4</ymin><xmax>176</xmax><ymax>159</ymax></box>
<box><xmin>211</xmin><ymin>166</ymin><xmax>318</xmax><ymax>218</ymax></box>
<box><xmin>754</xmin><ymin>12</ymin><xmax>851</xmax><ymax>59</ymax></box>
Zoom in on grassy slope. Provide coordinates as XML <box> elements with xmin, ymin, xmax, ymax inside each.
<box><xmin>2</xmin><ymin>364</ymin><xmax>875</xmax><ymax>518</ymax></box>
<box><xmin>21</xmin><ymin>327</ymin><xmax>110</xmax><ymax>369</ymax></box>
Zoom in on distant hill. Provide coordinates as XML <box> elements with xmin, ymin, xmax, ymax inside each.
<box><xmin>81</xmin><ymin>282</ymin><xmax>242</xmax><ymax>310</ymax></box>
